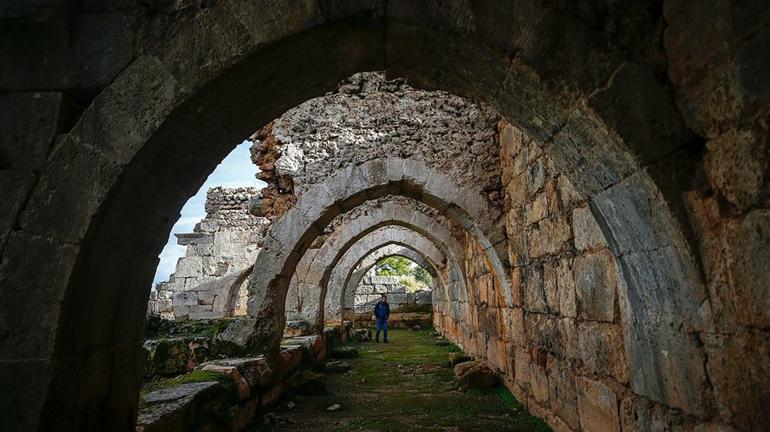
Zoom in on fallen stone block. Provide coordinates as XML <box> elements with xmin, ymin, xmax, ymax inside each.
<box><xmin>137</xmin><ymin>381</ymin><xmax>228</xmax><ymax>432</ymax></box>
<box><xmin>448</xmin><ymin>352</ymin><xmax>473</xmax><ymax>367</ymax></box>
<box><xmin>203</xmin><ymin>356</ymin><xmax>272</xmax><ymax>390</ymax></box>
<box><xmin>276</xmin><ymin>345</ymin><xmax>304</xmax><ymax>376</ymax></box>
<box><xmin>214</xmin><ymin>318</ymin><xmax>256</xmax><ymax>356</ymax></box>
<box><xmin>283</xmin><ymin>320</ymin><xmax>311</xmax><ymax>337</ymax></box>
<box><xmin>143</xmin><ymin>337</ymin><xmax>211</xmax><ymax>376</ymax></box>
<box><xmin>200</xmin><ymin>364</ymin><xmax>250</xmax><ymax>400</ymax></box>
<box><xmin>453</xmin><ymin>360</ymin><xmax>499</xmax><ymax>392</ymax></box>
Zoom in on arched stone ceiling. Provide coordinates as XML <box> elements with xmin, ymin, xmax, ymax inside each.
<box><xmin>2</xmin><ymin>3</ymin><xmax>741</xmax><ymax>429</ymax></box>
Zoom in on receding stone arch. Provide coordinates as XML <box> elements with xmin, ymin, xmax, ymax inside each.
<box><xmin>323</xmin><ymin>227</ymin><xmax>449</xmax><ymax>323</ymax></box>
<box><xmin>338</xmin><ymin>243</ymin><xmax>441</xmax><ymax>324</ymax></box>
<box><xmin>275</xmin><ymin>197</ymin><xmax>475</xmax><ymax>332</ymax></box>
<box><xmin>338</xmin><ymin>246</ymin><xmax>440</xmax><ymax>320</ymax></box>
<box><xmin>4</xmin><ymin>2</ymin><xmax>748</xmax><ymax>429</ymax></box>
<box><xmin>287</xmin><ymin>225</ymin><xmax>449</xmax><ymax>324</ymax></box>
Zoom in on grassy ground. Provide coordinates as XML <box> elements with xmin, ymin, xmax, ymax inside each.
<box><xmin>250</xmin><ymin>328</ymin><xmax>551</xmax><ymax>432</ymax></box>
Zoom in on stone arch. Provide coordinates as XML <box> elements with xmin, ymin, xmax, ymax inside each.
<box><xmin>322</xmin><ymin>227</ymin><xmax>449</xmax><ymax>322</ymax></box>
<box><xmin>222</xmin><ymin>265</ymin><xmax>254</xmax><ymax>318</ymax></box>
<box><xmin>3</xmin><ymin>3</ymin><xmax>745</xmax><ymax>429</ymax></box>
<box><xmin>288</xmin><ymin>225</ymin><xmax>448</xmax><ymax>323</ymax></box>
<box><xmin>339</xmin><ymin>244</ymin><xmax>441</xmax><ymax>324</ymax></box>
<box><xmin>276</xmin><ymin>197</ymin><xmax>473</xmax><ymax>332</ymax></box>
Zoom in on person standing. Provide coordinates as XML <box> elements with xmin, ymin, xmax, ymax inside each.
<box><xmin>374</xmin><ymin>293</ymin><xmax>390</xmax><ymax>343</ymax></box>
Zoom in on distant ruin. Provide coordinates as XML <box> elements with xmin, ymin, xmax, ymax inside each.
<box><xmin>148</xmin><ymin>187</ymin><xmax>268</xmax><ymax>320</ymax></box>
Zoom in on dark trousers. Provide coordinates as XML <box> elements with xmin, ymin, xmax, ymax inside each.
<box><xmin>375</xmin><ymin>318</ymin><xmax>388</xmax><ymax>341</ymax></box>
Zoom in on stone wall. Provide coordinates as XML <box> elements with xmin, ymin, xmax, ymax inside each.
<box><xmin>148</xmin><ymin>187</ymin><xmax>269</xmax><ymax>320</ymax></box>
<box><xmin>433</xmin><ymin>122</ymin><xmax>693</xmax><ymax>431</ymax></box>
<box><xmin>249</xmin><ymin>72</ymin><xmax>503</xmax><ymax>218</ymax></box>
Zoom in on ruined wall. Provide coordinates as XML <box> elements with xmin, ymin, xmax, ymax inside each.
<box><xmin>148</xmin><ymin>187</ymin><xmax>269</xmax><ymax>320</ymax></box>
<box><xmin>250</xmin><ymin>72</ymin><xmax>503</xmax><ymax>218</ymax></box>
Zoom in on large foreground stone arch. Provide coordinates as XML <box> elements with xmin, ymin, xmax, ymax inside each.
<box><xmin>4</xmin><ymin>1</ymin><xmax>766</xmax><ymax>430</ymax></box>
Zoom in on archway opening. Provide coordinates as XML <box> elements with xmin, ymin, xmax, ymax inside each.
<box><xmin>350</xmin><ymin>255</ymin><xmax>434</xmax><ymax>331</ymax></box>
<box><xmin>6</xmin><ymin>7</ymin><xmax>740</xmax><ymax>427</ymax></box>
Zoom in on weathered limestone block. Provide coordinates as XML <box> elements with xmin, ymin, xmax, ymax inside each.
<box><xmin>574</xmin><ymin>251</ymin><xmax>617</xmax><ymax>322</ymax></box>
<box><xmin>173</xmin><ymin>291</ymin><xmax>198</xmax><ymax>307</ymax></box>
<box><xmin>200</xmin><ymin>364</ymin><xmax>250</xmax><ymax>400</ymax></box>
<box><xmin>547</xmin><ymin>359</ymin><xmax>579</xmax><ymax>430</ymax></box>
<box><xmin>454</xmin><ymin>360</ymin><xmax>499</xmax><ymax>392</ymax></box>
<box><xmin>143</xmin><ymin>337</ymin><xmax>211</xmax><ymax>376</ymax></box>
<box><xmin>576</xmin><ymin>377</ymin><xmax>621</xmax><ymax>432</ymax></box>
<box><xmin>704</xmin><ymin>125</ymin><xmax>768</xmax><ymax>211</ymax></box>
<box><xmin>525</xmin><ymin>192</ymin><xmax>549</xmax><ymax>225</ymax></box>
<box><xmin>206</xmin><ymin>356</ymin><xmax>271</xmax><ymax>390</ymax></box>
<box><xmin>723</xmin><ymin>210</ymin><xmax>770</xmax><ymax>328</ymax></box>
<box><xmin>523</xmin><ymin>264</ymin><xmax>548</xmax><ymax>313</ymax></box>
<box><xmin>578</xmin><ymin>322</ymin><xmax>629</xmax><ymax>384</ymax></box>
<box><xmin>174</xmin><ymin>257</ymin><xmax>205</xmax><ymax>278</ymax></box>
<box><xmin>530</xmin><ymin>361</ymin><xmax>550</xmax><ymax>404</ymax></box>
<box><xmin>283</xmin><ymin>320</ymin><xmax>311</xmax><ymax>337</ymax></box>
<box><xmin>137</xmin><ymin>382</ymin><xmax>228</xmax><ymax>432</ymax></box>
<box><xmin>214</xmin><ymin>318</ymin><xmax>256</xmax><ymax>356</ymax></box>
<box><xmin>573</xmin><ymin>206</ymin><xmax>608</xmax><ymax>251</ymax></box>
<box><xmin>557</xmin><ymin>258</ymin><xmax>577</xmax><ymax>318</ymax></box>
<box><xmin>619</xmin><ymin>396</ymin><xmax>678</xmax><ymax>432</ymax></box>
<box><xmin>543</xmin><ymin>261</ymin><xmax>560</xmax><ymax>314</ymax></box>
<box><xmin>527</xmin><ymin>215</ymin><xmax>572</xmax><ymax>258</ymax></box>
<box><xmin>702</xmin><ymin>331</ymin><xmax>770</xmax><ymax>430</ymax></box>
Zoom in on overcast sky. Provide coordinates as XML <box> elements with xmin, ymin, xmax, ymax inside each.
<box><xmin>152</xmin><ymin>141</ymin><xmax>265</xmax><ymax>286</ymax></box>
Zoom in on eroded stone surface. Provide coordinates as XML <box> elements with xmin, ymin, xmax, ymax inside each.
<box><xmin>148</xmin><ymin>187</ymin><xmax>269</xmax><ymax>320</ymax></box>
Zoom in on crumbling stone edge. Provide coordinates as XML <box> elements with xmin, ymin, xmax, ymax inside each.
<box><xmin>136</xmin><ymin>331</ymin><xmax>331</xmax><ymax>432</ymax></box>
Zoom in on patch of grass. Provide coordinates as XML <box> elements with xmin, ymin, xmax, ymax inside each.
<box><xmin>250</xmin><ymin>328</ymin><xmax>552</xmax><ymax>431</ymax></box>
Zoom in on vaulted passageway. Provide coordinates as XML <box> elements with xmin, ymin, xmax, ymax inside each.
<box><xmin>1</xmin><ymin>2</ymin><xmax>768</xmax><ymax>431</ymax></box>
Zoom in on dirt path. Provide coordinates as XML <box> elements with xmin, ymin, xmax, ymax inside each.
<box><xmin>250</xmin><ymin>329</ymin><xmax>550</xmax><ymax>432</ymax></box>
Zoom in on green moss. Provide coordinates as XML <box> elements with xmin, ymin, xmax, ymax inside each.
<box><xmin>145</xmin><ymin>318</ymin><xmax>234</xmax><ymax>341</ymax></box>
<box><xmin>248</xmin><ymin>329</ymin><xmax>552</xmax><ymax>431</ymax></box>
<box><xmin>140</xmin><ymin>370</ymin><xmax>236</xmax><ymax>404</ymax></box>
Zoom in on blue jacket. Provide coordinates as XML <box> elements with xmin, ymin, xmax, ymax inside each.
<box><xmin>374</xmin><ymin>301</ymin><xmax>390</xmax><ymax>320</ymax></box>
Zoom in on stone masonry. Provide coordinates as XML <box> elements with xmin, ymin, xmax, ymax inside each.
<box><xmin>353</xmin><ymin>273</ymin><xmax>431</xmax><ymax>314</ymax></box>
<box><xmin>250</xmin><ymin>71</ymin><xmax>503</xmax><ymax>219</ymax></box>
<box><xmin>3</xmin><ymin>3</ymin><xmax>769</xmax><ymax>432</ymax></box>
<box><xmin>148</xmin><ymin>187</ymin><xmax>269</xmax><ymax>320</ymax></box>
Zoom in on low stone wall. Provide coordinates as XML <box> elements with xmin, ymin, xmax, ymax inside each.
<box><xmin>352</xmin><ymin>311</ymin><xmax>434</xmax><ymax>330</ymax></box>
<box><xmin>137</xmin><ymin>334</ymin><xmax>326</xmax><ymax>432</ymax></box>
